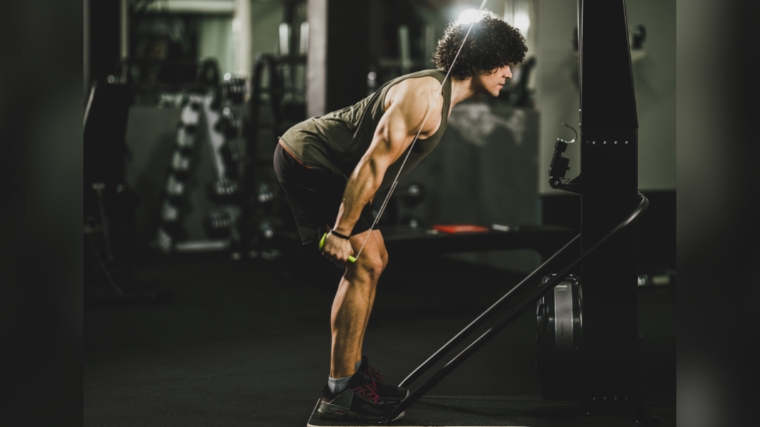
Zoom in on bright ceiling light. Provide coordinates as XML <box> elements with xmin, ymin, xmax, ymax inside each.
<box><xmin>457</xmin><ymin>9</ymin><xmax>483</xmax><ymax>26</ymax></box>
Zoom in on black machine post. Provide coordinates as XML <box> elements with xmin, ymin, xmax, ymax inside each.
<box><xmin>577</xmin><ymin>0</ymin><xmax>640</xmax><ymax>413</ymax></box>
<box><xmin>384</xmin><ymin>0</ymin><xmax>643</xmax><ymax>422</ymax></box>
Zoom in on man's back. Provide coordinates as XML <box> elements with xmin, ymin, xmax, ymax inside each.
<box><xmin>279</xmin><ymin>69</ymin><xmax>452</xmax><ymax>193</ymax></box>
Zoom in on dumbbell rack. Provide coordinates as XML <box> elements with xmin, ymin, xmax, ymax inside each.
<box><xmin>153</xmin><ymin>89</ymin><xmax>246</xmax><ymax>256</ymax></box>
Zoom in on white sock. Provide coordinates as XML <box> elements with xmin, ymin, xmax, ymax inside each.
<box><xmin>328</xmin><ymin>375</ymin><xmax>352</xmax><ymax>394</ymax></box>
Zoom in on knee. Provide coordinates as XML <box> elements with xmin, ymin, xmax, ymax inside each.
<box><xmin>355</xmin><ymin>253</ymin><xmax>386</xmax><ymax>282</ymax></box>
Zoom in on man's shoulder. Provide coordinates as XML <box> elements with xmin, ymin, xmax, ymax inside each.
<box><xmin>390</xmin><ymin>76</ymin><xmax>442</xmax><ymax>106</ymax></box>
<box><xmin>396</xmin><ymin>74</ymin><xmax>442</xmax><ymax>92</ymax></box>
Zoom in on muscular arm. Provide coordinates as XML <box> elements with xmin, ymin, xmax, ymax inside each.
<box><xmin>320</xmin><ymin>77</ymin><xmax>443</xmax><ymax>264</ymax></box>
<box><xmin>333</xmin><ymin>78</ymin><xmax>442</xmax><ymax>236</ymax></box>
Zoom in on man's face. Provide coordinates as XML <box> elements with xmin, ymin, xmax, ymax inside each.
<box><xmin>476</xmin><ymin>65</ymin><xmax>513</xmax><ymax>97</ymax></box>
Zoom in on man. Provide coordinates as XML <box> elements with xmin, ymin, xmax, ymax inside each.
<box><xmin>273</xmin><ymin>11</ymin><xmax>527</xmax><ymax>423</ymax></box>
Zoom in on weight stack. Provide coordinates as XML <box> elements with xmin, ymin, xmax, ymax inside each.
<box><xmin>536</xmin><ymin>274</ymin><xmax>583</xmax><ymax>401</ymax></box>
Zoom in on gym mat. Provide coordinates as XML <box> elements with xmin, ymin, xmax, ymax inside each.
<box><xmin>307</xmin><ymin>395</ymin><xmax>674</xmax><ymax>426</ymax></box>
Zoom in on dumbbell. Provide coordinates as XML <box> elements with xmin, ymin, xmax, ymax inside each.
<box><xmin>396</xmin><ymin>183</ymin><xmax>425</xmax><ymax>207</ymax></box>
<box><xmin>154</xmin><ymin>226</ymin><xmax>174</xmax><ymax>254</ymax></box>
<box><xmin>159</xmin><ymin>199</ymin><xmax>186</xmax><ymax>240</ymax></box>
<box><xmin>219</xmin><ymin>141</ymin><xmax>241</xmax><ymax>179</ymax></box>
<box><xmin>222</xmin><ymin>75</ymin><xmax>246</xmax><ymax>104</ymax></box>
<box><xmin>256</xmin><ymin>180</ymin><xmax>276</xmax><ymax>204</ymax></box>
<box><xmin>170</xmin><ymin>150</ymin><xmax>192</xmax><ymax>178</ymax></box>
<box><xmin>214</xmin><ymin>107</ymin><xmax>241</xmax><ymax>139</ymax></box>
<box><xmin>259</xmin><ymin>219</ymin><xmax>276</xmax><ymax>239</ymax></box>
<box><xmin>204</xmin><ymin>209</ymin><xmax>233</xmax><ymax>239</ymax></box>
<box><xmin>208</xmin><ymin>177</ymin><xmax>240</xmax><ymax>202</ymax></box>
<box><xmin>165</xmin><ymin>173</ymin><xmax>187</xmax><ymax>203</ymax></box>
<box><xmin>176</xmin><ymin>126</ymin><xmax>196</xmax><ymax>151</ymax></box>
<box><xmin>401</xmin><ymin>215</ymin><xmax>422</xmax><ymax>229</ymax></box>
<box><xmin>179</xmin><ymin>100</ymin><xmax>201</xmax><ymax>127</ymax></box>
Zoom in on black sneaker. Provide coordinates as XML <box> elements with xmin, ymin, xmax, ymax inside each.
<box><xmin>357</xmin><ymin>356</ymin><xmax>409</xmax><ymax>404</ymax></box>
<box><xmin>317</xmin><ymin>382</ymin><xmax>405</xmax><ymax>423</ymax></box>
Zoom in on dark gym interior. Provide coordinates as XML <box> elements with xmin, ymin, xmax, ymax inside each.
<box><xmin>2</xmin><ymin>0</ymin><xmax>756</xmax><ymax>426</ymax></box>
<box><xmin>80</xmin><ymin>1</ymin><xmax>680</xmax><ymax>426</ymax></box>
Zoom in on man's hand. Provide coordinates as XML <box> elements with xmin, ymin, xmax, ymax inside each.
<box><xmin>321</xmin><ymin>231</ymin><xmax>356</xmax><ymax>265</ymax></box>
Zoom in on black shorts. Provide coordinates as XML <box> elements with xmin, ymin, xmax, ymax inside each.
<box><xmin>273</xmin><ymin>143</ymin><xmax>374</xmax><ymax>246</ymax></box>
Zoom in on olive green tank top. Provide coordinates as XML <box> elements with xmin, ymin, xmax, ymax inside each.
<box><xmin>279</xmin><ymin>69</ymin><xmax>452</xmax><ymax>193</ymax></box>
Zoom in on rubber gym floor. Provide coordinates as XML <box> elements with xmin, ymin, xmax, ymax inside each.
<box><xmin>84</xmin><ymin>252</ymin><xmax>675</xmax><ymax>426</ymax></box>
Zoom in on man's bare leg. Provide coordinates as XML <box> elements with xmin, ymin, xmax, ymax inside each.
<box><xmin>353</xmin><ymin>231</ymin><xmax>387</xmax><ymax>365</ymax></box>
<box><xmin>330</xmin><ymin>229</ymin><xmax>388</xmax><ymax>379</ymax></box>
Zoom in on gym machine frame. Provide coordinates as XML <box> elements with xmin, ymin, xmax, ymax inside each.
<box><xmin>384</xmin><ymin>0</ymin><xmax>644</xmax><ymax>422</ymax></box>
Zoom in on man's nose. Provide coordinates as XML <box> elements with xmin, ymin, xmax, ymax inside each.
<box><xmin>505</xmin><ymin>67</ymin><xmax>512</xmax><ymax>79</ymax></box>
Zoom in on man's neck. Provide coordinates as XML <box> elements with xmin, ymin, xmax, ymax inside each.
<box><xmin>450</xmin><ymin>77</ymin><xmax>477</xmax><ymax>107</ymax></box>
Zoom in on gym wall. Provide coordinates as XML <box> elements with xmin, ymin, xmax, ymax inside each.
<box><xmin>535</xmin><ymin>0</ymin><xmax>676</xmax><ymax>194</ymax></box>
<box><xmin>250</xmin><ymin>0</ymin><xmax>284</xmax><ymax>66</ymax></box>
<box><xmin>197</xmin><ymin>16</ymin><xmax>235</xmax><ymax>76</ymax></box>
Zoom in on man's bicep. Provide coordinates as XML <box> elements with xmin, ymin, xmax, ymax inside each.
<box><xmin>364</xmin><ymin>84</ymin><xmax>435</xmax><ymax>166</ymax></box>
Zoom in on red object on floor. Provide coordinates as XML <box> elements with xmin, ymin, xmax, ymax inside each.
<box><xmin>432</xmin><ymin>224</ymin><xmax>490</xmax><ymax>234</ymax></box>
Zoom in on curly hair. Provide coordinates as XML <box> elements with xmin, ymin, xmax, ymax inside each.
<box><xmin>433</xmin><ymin>10</ymin><xmax>528</xmax><ymax>80</ymax></box>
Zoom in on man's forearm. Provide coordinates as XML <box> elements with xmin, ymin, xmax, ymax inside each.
<box><xmin>333</xmin><ymin>159</ymin><xmax>385</xmax><ymax>235</ymax></box>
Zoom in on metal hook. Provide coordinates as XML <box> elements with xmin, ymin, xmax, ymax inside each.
<box><xmin>560</xmin><ymin>123</ymin><xmax>577</xmax><ymax>143</ymax></box>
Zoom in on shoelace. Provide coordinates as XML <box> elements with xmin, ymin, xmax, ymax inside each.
<box><xmin>367</xmin><ymin>366</ymin><xmax>384</xmax><ymax>384</ymax></box>
<box><xmin>352</xmin><ymin>383</ymin><xmax>381</xmax><ymax>404</ymax></box>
